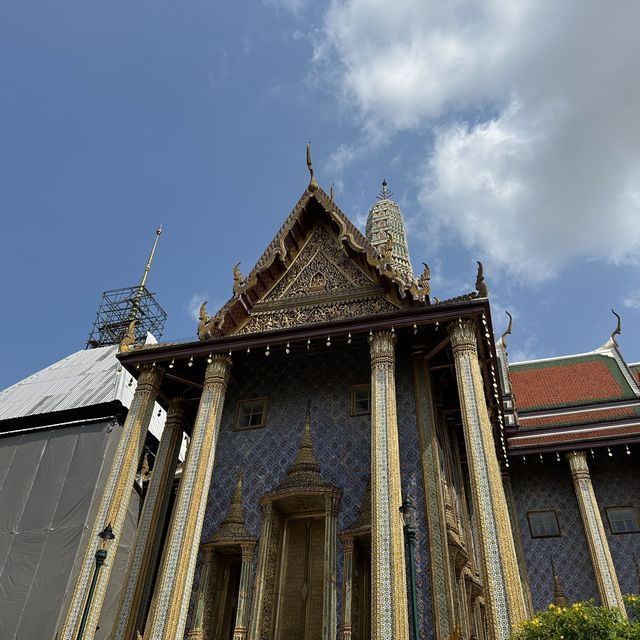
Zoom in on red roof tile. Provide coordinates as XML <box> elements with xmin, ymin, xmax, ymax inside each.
<box><xmin>519</xmin><ymin>406</ymin><xmax>638</xmax><ymax>429</ymax></box>
<box><xmin>509</xmin><ymin>355</ymin><xmax>633</xmax><ymax>411</ymax></box>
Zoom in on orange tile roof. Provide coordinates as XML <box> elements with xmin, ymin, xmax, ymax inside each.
<box><xmin>519</xmin><ymin>406</ymin><xmax>639</xmax><ymax>429</ymax></box>
<box><xmin>509</xmin><ymin>355</ymin><xmax>634</xmax><ymax>411</ymax></box>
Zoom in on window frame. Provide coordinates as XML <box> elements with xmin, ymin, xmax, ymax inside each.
<box><xmin>526</xmin><ymin>509</ymin><xmax>562</xmax><ymax>539</ymax></box>
<box><xmin>605</xmin><ymin>506</ymin><xmax>640</xmax><ymax>534</ymax></box>
<box><xmin>350</xmin><ymin>384</ymin><xmax>371</xmax><ymax>417</ymax></box>
<box><xmin>234</xmin><ymin>397</ymin><xmax>269</xmax><ymax>431</ymax></box>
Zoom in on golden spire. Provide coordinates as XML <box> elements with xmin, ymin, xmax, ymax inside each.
<box><xmin>551</xmin><ymin>558</ymin><xmax>568</xmax><ymax>607</ymax></box>
<box><xmin>222</xmin><ymin>470</ymin><xmax>245</xmax><ymax>526</ymax></box>
<box><xmin>288</xmin><ymin>401</ymin><xmax>321</xmax><ymax>476</ymax></box>
<box><xmin>306</xmin><ymin>143</ymin><xmax>319</xmax><ymax>192</ymax></box>
<box><xmin>207</xmin><ymin>469</ymin><xmax>255</xmax><ymax>544</ymax></box>
<box><xmin>130</xmin><ymin>225</ymin><xmax>163</xmax><ymax>326</ymax></box>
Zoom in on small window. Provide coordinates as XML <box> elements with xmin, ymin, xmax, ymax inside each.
<box><xmin>606</xmin><ymin>507</ymin><xmax>640</xmax><ymax>534</ymax></box>
<box><xmin>235</xmin><ymin>398</ymin><xmax>268</xmax><ymax>431</ymax></box>
<box><xmin>351</xmin><ymin>384</ymin><xmax>371</xmax><ymax>416</ymax></box>
<box><xmin>527</xmin><ymin>510</ymin><xmax>561</xmax><ymax>538</ymax></box>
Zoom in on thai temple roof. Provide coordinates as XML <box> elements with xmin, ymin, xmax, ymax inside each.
<box><xmin>505</xmin><ymin>337</ymin><xmax>640</xmax><ymax>452</ymax></box>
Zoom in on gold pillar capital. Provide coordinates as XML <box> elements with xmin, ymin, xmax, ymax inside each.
<box><xmin>448</xmin><ymin>318</ymin><xmax>478</xmax><ymax>355</ymax></box>
<box><xmin>136</xmin><ymin>363</ymin><xmax>165</xmax><ymax>393</ymax></box>
<box><xmin>369</xmin><ymin>330</ymin><xmax>396</xmax><ymax>369</ymax></box>
<box><xmin>240</xmin><ymin>542</ymin><xmax>256</xmax><ymax>560</ymax></box>
<box><xmin>165</xmin><ymin>396</ymin><xmax>189</xmax><ymax>422</ymax></box>
<box><xmin>566</xmin><ymin>450</ymin><xmax>589</xmax><ymax>475</ymax></box>
<box><xmin>204</xmin><ymin>354</ymin><xmax>232</xmax><ymax>386</ymax></box>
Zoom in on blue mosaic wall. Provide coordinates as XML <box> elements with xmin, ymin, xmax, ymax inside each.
<box><xmin>590</xmin><ymin>453</ymin><xmax>640</xmax><ymax>596</ymax></box>
<box><xmin>510</xmin><ymin>458</ymin><xmax>599</xmax><ymax>610</ymax></box>
<box><xmin>186</xmin><ymin>339</ymin><xmax>433</xmax><ymax>638</ymax></box>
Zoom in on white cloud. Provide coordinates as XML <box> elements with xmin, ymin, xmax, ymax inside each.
<box><xmin>624</xmin><ymin>291</ymin><xmax>640</xmax><ymax>310</ymax></box>
<box><xmin>187</xmin><ymin>293</ymin><xmax>209</xmax><ymax>322</ymax></box>
<box><xmin>316</xmin><ymin>0</ymin><xmax>640</xmax><ymax>280</ymax></box>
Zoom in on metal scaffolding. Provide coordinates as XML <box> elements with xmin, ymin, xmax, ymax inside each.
<box><xmin>86</xmin><ymin>286</ymin><xmax>167</xmax><ymax>348</ymax></box>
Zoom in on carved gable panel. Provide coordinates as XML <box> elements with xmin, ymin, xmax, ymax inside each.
<box><xmin>264</xmin><ymin>224</ymin><xmax>376</xmax><ymax>302</ymax></box>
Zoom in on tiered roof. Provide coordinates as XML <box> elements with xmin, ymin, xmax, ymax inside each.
<box><xmin>505</xmin><ymin>338</ymin><xmax>640</xmax><ymax>454</ymax></box>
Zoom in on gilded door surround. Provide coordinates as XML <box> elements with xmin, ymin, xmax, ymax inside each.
<box><xmin>448</xmin><ymin>319</ymin><xmax>527</xmax><ymax>639</ymax></box>
<box><xmin>189</xmin><ymin>472</ymin><xmax>257</xmax><ymax>640</ymax></box>
<box><xmin>145</xmin><ymin>355</ymin><xmax>232</xmax><ymax>640</ymax></box>
<box><xmin>248</xmin><ymin>407</ymin><xmax>342</xmax><ymax>640</ymax></box>
<box><xmin>369</xmin><ymin>330</ymin><xmax>409</xmax><ymax>640</ymax></box>
<box><xmin>566</xmin><ymin>450</ymin><xmax>626</xmax><ymax>614</ymax></box>
<box><xmin>58</xmin><ymin>364</ymin><xmax>164</xmax><ymax>640</ymax></box>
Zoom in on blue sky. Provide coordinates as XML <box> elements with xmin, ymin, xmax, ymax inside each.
<box><xmin>1</xmin><ymin>1</ymin><xmax>639</xmax><ymax>390</ymax></box>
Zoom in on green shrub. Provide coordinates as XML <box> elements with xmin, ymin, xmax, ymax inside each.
<box><xmin>509</xmin><ymin>601</ymin><xmax>640</xmax><ymax>640</ymax></box>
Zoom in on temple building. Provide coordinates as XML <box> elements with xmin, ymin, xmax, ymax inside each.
<box><xmin>3</xmin><ymin>150</ymin><xmax>639</xmax><ymax>640</ymax></box>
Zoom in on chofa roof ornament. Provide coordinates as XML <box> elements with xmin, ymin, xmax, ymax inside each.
<box><xmin>306</xmin><ymin>142</ymin><xmax>319</xmax><ymax>193</ymax></box>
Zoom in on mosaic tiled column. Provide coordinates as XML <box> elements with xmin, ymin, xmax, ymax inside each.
<box><xmin>58</xmin><ymin>364</ymin><xmax>163</xmax><ymax>640</ymax></box>
<box><xmin>232</xmin><ymin>542</ymin><xmax>256</xmax><ymax>640</ymax></box>
<box><xmin>113</xmin><ymin>396</ymin><xmax>187</xmax><ymax>639</ymax></box>
<box><xmin>448</xmin><ymin>319</ymin><xmax>527</xmax><ymax>639</ymax></box>
<box><xmin>323</xmin><ymin>494</ymin><xmax>340</xmax><ymax>640</ymax></box>
<box><xmin>566</xmin><ymin>450</ymin><xmax>626</xmax><ymax>615</ymax></box>
<box><xmin>369</xmin><ymin>331</ymin><xmax>409</xmax><ymax>640</ymax></box>
<box><xmin>412</xmin><ymin>352</ymin><xmax>456</xmax><ymax>639</ymax></box>
<box><xmin>188</xmin><ymin>545</ymin><xmax>214</xmax><ymax>640</ymax></box>
<box><xmin>248</xmin><ymin>502</ymin><xmax>273</xmax><ymax>640</ymax></box>
<box><xmin>339</xmin><ymin>537</ymin><xmax>354</xmax><ymax>640</ymax></box>
<box><xmin>145</xmin><ymin>354</ymin><xmax>232</xmax><ymax>640</ymax></box>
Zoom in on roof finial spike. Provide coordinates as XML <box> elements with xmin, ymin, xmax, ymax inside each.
<box><xmin>330</xmin><ymin>183</ymin><xmax>335</xmax><ymax>202</ymax></box>
<box><xmin>500</xmin><ymin>311</ymin><xmax>513</xmax><ymax>349</ymax></box>
<box><xmin>611</xmin><ymin>308</ymin><xmax>622</xmax><ymax>345</ymax></box>
<box><xmin>306</xmin><ymin>142</ymin><xmax>319</xmax><ymax>192</ymax></box>
<box><xmin>475</xmin><ymin>261</ymin><xmax>489</xmax><ymax>298</ymax></box>
<box><xmin>129</xmin><ymin>225</ymin><xmax>163</xmax><ymax>332</ymax></box>
<box><xmin>378</xmin><ymin>178</ymin><xmax>392</xmax><ymax>200</ymax></box>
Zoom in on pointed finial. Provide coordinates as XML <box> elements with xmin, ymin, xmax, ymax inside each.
<box><xmin>550</xmin><ymin>557</ymin><xmax>568</xmax><ymax>607</ymax></box>
<box><xmin>378</xmin><ymin>178</ymin><xmax>392</xmax><ymax>200</ymax></box>
<box><xmin>287</xmin><ymin>401</ymin><xmax>321</xmax><ymax>476</ymax></box>
<box><xmin>500</xmin><ymin>311</ymin><xmax>513</xmax><ymax>349</ymax></box>
<box><xmin>330</xmin><ymin>183</ymin><xmax>335</xmax><ymax>202</ymax></box>
<box><xmin>475</xmin><ymin>261</ymin><xmax>489</xmax><ymax>298</ymax></box>
<box><xmin>306</xmin><ymin>143</ymin><xmax>319</xmax><ymax>192</ymax></box>
<box><xmin>119</xmin><ymin>319</ymin><xmax>137</xmax><ymax>352</ymax></box>
<box><xmin>611</xmin><ymin>309</ymin><xmax>621</xmax><ymax>344</ymax></box>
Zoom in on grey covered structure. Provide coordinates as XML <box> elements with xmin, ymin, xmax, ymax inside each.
<box><xmin>0</xmin><ymin>346</ymin><xmax>167</xmax><ymax>640</ymax></box>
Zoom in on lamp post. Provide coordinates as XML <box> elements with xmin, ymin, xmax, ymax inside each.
<box><xmin>400</xmin><ymin>497</ymin><xmax>420</xmax><ymax>640</ymax></box>
<box><xmin>76</xmin><ymin>523</ymin><xmax>116</xmax><ymax>640</ymax></box>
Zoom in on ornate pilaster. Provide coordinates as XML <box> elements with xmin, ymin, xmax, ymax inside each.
<box><xmin>323</xmin><ymin>494</ymin><xmax>340</xmax><ymax>640</ymax></box>
<box><xmin>58</xmin><ymin>364</ymin><xmax>163</xmax><ymax>640</ymax></box>
<box><xmin>145</xmin><ymin>355</ymin><xmax>232</xmax><ymax>640</ymax></box>
<box><xmin>412</xmin><ymin>353</ymin><xmax>456</xmax><ymax>639</ymax></box>
<box><xmin>448</xmin><ymin>319</ymin><xmax>527</xmax><ymax>639</ymax></box>
<box><xmin>188</xmin><ymin>546</ymin><xmax>215</xmax><ymax>640</ymax></box>
<box><xmin>113</xmin><ymin>397</ymin><xmax>188</xmax><ymax>639</ymax></box>
<box><xmin>339</xmin><ymin>537</ymin><xmax>354</xmax><ymax>640</ymax></box>
<box><xmin>233</xmin><ymin>543</ymin><xmax>256</xmax><ymax>640</ymax></box>
<box><xmin>566</xmin><ymin>450</ymin><xmax>626</xmax><ymax>614</ymax></box>
<box><xmin>248</xmin><ymin>502</ymin><xmax>273</xmax><ymax>640</ymax></box>
<box><xmin>369</xmin><ymin>331</ymin><xmax>409</xmax><ymax>640</ymax></box>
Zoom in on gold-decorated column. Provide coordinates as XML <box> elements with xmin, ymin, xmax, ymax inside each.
<box><xmin>369</xmin><ymin>330</ymin><xmax>409</xmax><ymax>640</ymax></box>
<box><xmin>188</xmin><ymin>545</ymin><xmax>214</xmax><ymax>640</ymax></box>
<box><xmin>566</xmin><ymin>450</ymin><xmax>626</xmax><ymax>614</ymax></box>
<box><xmin>58</xmin><ymin>364</ymin><xmax>163</xmax><ymax>640</ymax></box>
<box><xmin>232</xmin><ymin>543</ymin><xmax>256</xmax><ymax>640</ymax></box>
<box><xmin>248</xmin><ymin>502</ymin><xmax>273</xmax><ymax>640</ymax></box>
<box><xmin>323</xmin><ymin>494</ymin><xmax>340</xmax><ymax>640</ymax></box>
<box><xmin>145</xmin><ymin>354</ymin><xmax>232</xmax><ymax>640</ymax></box>
<box><xmin>448</xmin><ymin>319</ymin><xmax>527</xmax><ymax>639</ymax></box>
<box><xmin>113</xmin><ymin>397</ymin><xmax>188</xmax><ymax>639</ymax></box>
<box><xmin>339</xmin><ymin>537</ymin><xmax>354</xmax><ymax>640</ymax></box>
